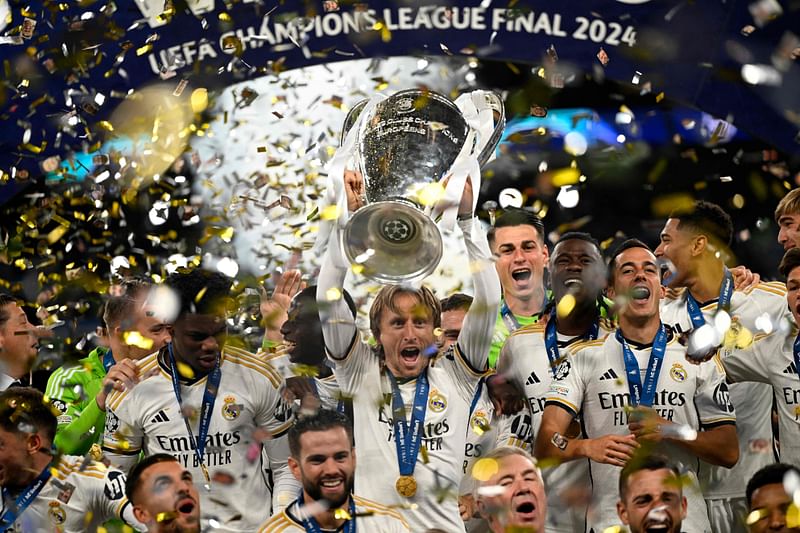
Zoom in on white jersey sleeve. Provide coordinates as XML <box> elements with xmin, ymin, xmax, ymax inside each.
<box><xmin>544</xmin><ymin>340</ymin><xmax>597</xmax><ymax>417</ymax></box>
<box><xmin>317</xmin><ymin>229</ymin><xmax>357</xmax><ymax>362</ymax></box>
<box><xmin>718</xmin><ymin>332</ymin><xmax>776</xmax><ymax>385</ymax></box>
<box><xmin>695</xmin><ymin>354</ymin><xmax>737</xmax><ymax>428</ymax></box>
<box><xmin>102</xmin><ymin>381</ymin><xmax>144</xmax><ymax>473</ymax></box>
<box><xmin>455</xmin><ymin>217</ymin><xmax>501</xmax><ymax>372</ymax></box>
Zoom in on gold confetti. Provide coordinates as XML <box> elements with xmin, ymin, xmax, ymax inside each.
<box><xmin>320</xmin><ymin>205</ymin><xmax>340</xmax><ymax>220</ymax></box>
<box><xmin>176</xmin><ymin>361</ymin><xmax>195</xmax><ymax>379</ymax></box>
<box><xmin>123</xmin><ymin>331</ymin><xmax>154</xmax><ymax>350</ymax></box>
<box><xmin>556</xmin><ymin>294</ymin><xmax>576</xmax><ymax>318</ymax></box>
<box><xmin>190</xmin><ymin>88</ymin><xmax>208</xmax><ymax>113</ymax></box>
<box><xmin>326</xmin><ymin>287</ymin><xmax>342</xmax><ymax>301</ymax></box>
<box><xmin>471</xmin><ymin>458</ymin><xmax>498</xmax><ymax>481</ymax></box>
<box><xmin>416</xmin><ymin>182</ymin><xmax>445</xmax><ymax>206</ymax></box>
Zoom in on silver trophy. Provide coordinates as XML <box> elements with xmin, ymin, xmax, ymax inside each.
<box><xmin>341</xmin><ymin>89</ymin><xmax>505</xmax><ymax>284</ymax></box>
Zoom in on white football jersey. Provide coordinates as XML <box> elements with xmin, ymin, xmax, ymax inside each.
<box><xmin>660</xmin><ymin>282</ymin><xmax>791</xmax><ymax>498</ymax></box>
<box><xmin>500</xmin><ymin>318</ymin><xmax>616</xmax><ymax>533</ymax></box>
<box><xmin>546</xmin><ymin>330</ymin><xmax>736</xmax><ymax>533</ymax></box>
<box><xmin>317</xmin><ymin>217</ymin><xmax>500</xmax><ymax>533</ymax></box>
<box><xmin>264</xmin><ymin>348</ymin><xmax>343</xmax><ymax>412</ymax></box>
<box><xmin>0</xmin><ymin>455</ymin><xmax>140</xmax><ymax>532</ymax></box>
<box><xmin>718</xmin><ymin>328</ymin><xmax>800</xmax><ymax>467</ymax></box>
<box><xmin>257</xmin><ymin>495</ymin><xmax>410</xmax><ymax>532</ymax></box>
<box><xmin>102</xmin><ymin>345</ymin><xmax>297</xmax><ymax>532</ymax></box>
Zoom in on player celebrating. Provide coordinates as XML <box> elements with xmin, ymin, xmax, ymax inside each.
<box><xmin>102</xmin><ymin>268</ymin><xmax>297</xmax><ymax>532</ymax></box>
<box><xmin>0</xmin><ymin>387</ymin><xmax>142</xmax><ymax>532</ymax></box>
<box><xmin>536</xmin><ymin>239</ymin><xmax>738</xmax><ymax>533</ymax></box>
<box><xmin>259</xmin><ymin>409</ymin><xmax>410</xmax><ymax>532</ymax></box>
<box><xmin>712</xmin><ymin>247</ymin><xmax>800</xmax><ymax>468</ymax></box>
<box><xmin>656</xmin><ymin>201</ymin><xmax>792</xmax><ymax>533</ymax></box>
<box><xmin>46</xmin><ymin>277</ymin><xmax>171</xmax><ymax>455</ymax></box>
<box><xmin>317</xmin><ymin>185</ymin><xmax>500</xmax><ymax>532</ymax></box>
<box><xmin>498</xmin><ymin>232</ymin><xmax>614</xmax><ymax>532</ymax></box>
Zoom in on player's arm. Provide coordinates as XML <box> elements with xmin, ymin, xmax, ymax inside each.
<box><xmin>91</xmin><ymin>466</ymin><xmax>146</xmax><ymax>530</ymax></box>
<box><xmin>46</xmin><ymin>367</ymin><xmax>99</xmax><ymax>455</ymax></box>
<box><xmin>454</xmin><ymin>196</ymin><xmax>501</xmax><ymax>373</ymax></box>
<box><xmin>535</xmin><ymin>404</ymin><xmax>638</xmax><ymax>466</ymax></box>
<box><xmin>100</xmin><ymin>400</ymin><xmax>143</xmax><ymax>474</ymax></box>
<box><xmin>263</xmin><ymin>432</ymin><xmax>301</xmax><ymax>512</ymax></box>
<box><xmin>317</xmin><ymin>233</ymin><xmax>357</xmax><ymax>361</ymax></box>
<box><xmin>715</xmin><ymin>332</ymin><xmax>774</xmax><ymax>385</ymax></box>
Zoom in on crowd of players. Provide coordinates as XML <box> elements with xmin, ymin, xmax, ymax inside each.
<box><xmin>1</xmin><ymin>179</ymin><xmax>800</xmax><ymax>533</ymax></box>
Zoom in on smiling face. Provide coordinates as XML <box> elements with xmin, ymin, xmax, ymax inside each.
<box><xmin>617</xmin><ymin>468</ymin><xmax>687</xmax><ymax>533</ymax></box>
<box><xmin>787</xmin><ymin>266</ymin><xmax>800</xmax><ymax>326</ymax></box>
<box><xmin>549</xmin><ymin>238</ymin><xmax>606</xmax><ymax>309</ymax></box>
<box><xmin>654</xmin><ymin>218</ymin><xmax>697</xmax><ymax>288</ymax></box>
<box><xmin>289</xmin><ymin>426</ymin><xmax>355</xmax><ymax>509</ymax></box>
<box><xmin>608</xmin><ymin>246</ymin><xmax>664</xmax><ymax>324</ymax></box>
<box><xmin>778</xmin><ymin>213</ymin><xmax>800</xmax><ymax>252</ymax></box>
<box><xmin>0</xmin><ymin>302</ymin><xmax>38</xmax><ymax>377</ymax></box>
<box><xmin>479</xmin><ymin>453</ymin><xmax>546</xmax><ymax>533</ymax></box>
<box><xmin>169</xmin><ymin>313</ymin><xmax>227</xmax><ymax>376</ymax></box>
<box><xmin>491</xmin><ymin>225</ymin><xmax>549</xmax><ymax>303</ymax></box>
<box><xmin>132</xmin><ymin>460</ymin><xmax>201</xmax><ymax>533</ymax></box>
<box><xmin>280</xmin><ymin>292</ymin><xmax>326</xmax><ymax>366</ymax></box>
<box><xmin>377</xmin><ymin>292</ymin><xmax>436</xmax><ymax>379</ymax></box>
<box><xmin>0</xmin><ymin>427</ymin><xmax>36</xmax><ymax>490</ymax></box>
<box><xmin>748</xmin><ymin>483</ymin><xmax>800</xmax><ymax>533</ymax></box>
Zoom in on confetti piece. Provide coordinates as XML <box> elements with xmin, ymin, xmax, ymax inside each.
<box><xmin>123</xmin><ymin>331</ymin><xmax>154</xmax><ymax>350</ymax></box>
<box><xmin>176</xmin><ymin>361</ymin><xmax>195</xmax><ymax>379</ymax></box>
<box><xmin>597</xmin><ymin>47</ymin><xmax>609</xmax><ymax>66</ymax></box>
<box><xmin>471</xmin><ymin>458</ymin><xmax>499</xmax><ymax>481</ymax></box>
<box><xmin>191</xmin><ymin>88</ymin><xmax>208</xmax><ymax>113</ymax></box>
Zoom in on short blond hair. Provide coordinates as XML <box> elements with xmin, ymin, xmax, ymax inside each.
<box><xmin>369</xmin><ymin>285</ymin><xmax>441</xmax><ymax>346</ymax></box>
<box><xmin>775</xmin><ymin>188</ymin><xmax>800</xmax><ymax>222</ymax></box>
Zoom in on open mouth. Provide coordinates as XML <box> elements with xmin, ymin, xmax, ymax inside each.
<box><xmin>511</xmin><ymin>268</ymin><xmax>532</xmax><ymax>282</ymax></box>
<box><xmin>400</xmin><ymin>347</ymin><xmax>420</xmax><ymax>363</ymax></box>
<box><xmin>512</xmin><ymin>499</ymin><xmax>537</xmax><ymax>522</ymax></box>
<box><xmin>564</xmin><ymin>278</ymin><xmax>583</xmax><ymax>288</ymax></box>
<box><xmin>631</xmin><ymin>286</ymin><xmax>651</xmax><ymax>300</ymax></box>
<box><xmin>644</xmin><ymin>524</ymin><xmax>669</xmax><ymax>532</ymax></box>
<box><xmin>176</xmin><ymin>498</ymin><xmax>196</xmax><ymax>515</ymax></box>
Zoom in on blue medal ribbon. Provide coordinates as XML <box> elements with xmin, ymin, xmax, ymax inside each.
<box><xmin>616</xmin><ymin>325</ymin><xmax>668</xmax><ymax>407</ymax></box>
<box><xmin>167</xmin><ymin>343</ymin><xmax>221</xmax><ymax>483</ymax></box>
<box><xmin>296</xmin><ymin>493</ymin><xmax>356</xmax><ymax>533</ymax></box>
<box><xmin>102</xmin><ymin>349</ymin><xmax>115</xmax><ymax>373</ymax></box>
<box><xmin>685</xmin><ymin>269</ymin><xmax>734</xmax><ymax>329</ymax></box>
<box><xmin>385</xmin><ymin>369</ymin><xmax>429</xmax><ymax>478</ymax></box>
<box><xmin>792</xmin><ymin>333</ymin><xmax>800</xmax><ymax>377</ymax></box>
<box><xmin>0</xmin><ymin>464</ymin><xmax>52</xmax><ymax>532</ymax></box>
<box><xmin>544</xmin><ymin>309</ymin><xmax>599</xmax><ymax>377</ymax></box>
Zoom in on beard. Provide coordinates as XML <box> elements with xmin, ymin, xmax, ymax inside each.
<box><xmin>302</xmin><ymin>473</ymin><xmax>355</xmax><ymax>509</ymax></box>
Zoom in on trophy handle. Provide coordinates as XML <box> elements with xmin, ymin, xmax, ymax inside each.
<box><xmin>476</xmin><ymin>91</ymin><xmax>506</xmax><ymax>167</ymax></box>
<box><xmin>340</xmin><ymin>99</ymin><xmax>369</xmax><ymax>146</ymax></box>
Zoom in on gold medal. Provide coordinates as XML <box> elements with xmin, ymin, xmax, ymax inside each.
<box><xmin>395</xmin><ymin>475</ymin><xmax>417</xmax><ymax>498</ymax></box>
<box><xmin>89</xmin><ymin>443</ymin><xmax>103</xmax><ymax>462</ymax></box>
<box><xmin>200</xmin><ymin>463</ymin><xmax>211</xmax><ymax>484</ymax></box>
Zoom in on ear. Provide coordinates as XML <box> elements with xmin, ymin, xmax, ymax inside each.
<box><xmin>659</xmin><ymin>283</ymin><xmax>666</xmax><ymax>299</ymax></box>
<box><xmin>26</xmin><ymin>432</ymin><xmax>43</xmax><ymax>457</ymax></box>
<box><xmin>542</xmin><ymin>243</ymin><xmax>550</xmax><ymax>262</ymax></box>
<box><xmin>132</xmin><ymin>505</ymin><xmax>152</xmax><ymax>527</ymax></box>
<box><xmin>475</xmin><ymin>495</ymin><xmax>488</xmax><ymax>519</ymax></box>
<box><xmin>691</xmin><ymin>234</ymin><xmax>707</xmax><ymax>257</ymax></box>
<box><xmin>617</xmin><ymin>500</ymin><xmax>629</xmax><ymax>525</ymax></box>
<box><xmin>680</xmin><ymin>496</ymin><xmax>688</xmax><ymax>519</ymax></box>
<box><xmin>288</xmin><ymin>456</ymin><xmax>301</xmax><ymax>482</ymax></box>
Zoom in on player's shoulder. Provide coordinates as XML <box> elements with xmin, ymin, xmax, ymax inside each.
<box><xmin>53</xmin><ymin>455</ymin><xmax>110</xmax><ymax>483</ymax></box>
<box><xmin>258</xmin><ymin>510</ymin><xmax>300</xmax><ymax>532</ymax></box>
<box><xmin>107</xmin><ymin>352</ymin><xmax>162</xmax><ymax>409</ymax></box>
<box><xmin>353</xmin><ymin>495</ymin><xmax>410</xmax><ymax>525</ymax></box>
<box><xmin>223</xmin><ymin>345</ymin><xmax>283</xmax><ymax>388</ymax></box>
<box><xmin>508</xmin><ymin>321</ymin><xmax>546</xmax><ymax>339</ymax></box>
<box><xmin>567</xmin><ymin>336</ymin><xmax>606</xmax><ymax>356</ymax></box>
<box><xmin>598</xmin><ymin>316</ymin><xmax>617</xmax><ymax>333</ymax></box>
<box><xmin>663</xmin><ymin>286</ymin><xmax>687</xmax><ymax>302</ymax></box>
<box><xmin>743</xmin><ymin>280</ymin><xmax>787</xmax><ymax>298</ymax></box>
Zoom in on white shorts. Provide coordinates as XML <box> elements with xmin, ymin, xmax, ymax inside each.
<box><xmin>706</xmin><ymin>497</ymin><xmax>749</xmax><ymax>533</ymax></box>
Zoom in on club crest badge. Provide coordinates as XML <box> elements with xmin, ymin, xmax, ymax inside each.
<box><xmin>48</xmin><ymin>501</ymin><xmax>66</xmax><ymax>525</ymax></box>
<box><xmin>670</xmin><ymin>363</ymin><xmax>687</xmax><ymax>382</ymax></box>
<box><xmin>428</xmin><ymin>390</ymin><xmax>447</xmax><ymax>413</ymax></box>
<box><xmin>221</xmin><ymin>395</ymin><xmax>242</xmax><ymax>420</ymax></box>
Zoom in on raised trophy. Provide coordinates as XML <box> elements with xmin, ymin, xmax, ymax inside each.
<box><xmin>340</xmin><ymin>89</ymin><xmax>505</xmax><ymax>284</ymax></box>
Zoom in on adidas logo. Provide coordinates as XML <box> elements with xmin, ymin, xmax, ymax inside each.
<box><xmin>150</xmin><ymin>409</ymin><xmax>170</xmax><ymax>424</ymax></box>
<box><xmin>526</xmin><ymin>371</ymin><xmax>541</xmax><ymax>386</ymax></box>
<box><xmin>783</xmin><ymin>362</ymin><xmax>797</xmax><ymax>375</ymax></box>
<box><xmin>599</xmin><ymin>368</ymin><xmax>619</xmax><ymax>381</ymax></box>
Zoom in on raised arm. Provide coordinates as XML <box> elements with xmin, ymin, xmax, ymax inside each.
<box><xmin>456</xmin><ymin>215</ymin><xmax>501</xmax><ymax>372</ymax></box>
<box><xmin>317</xmin><ymin>232</ymin><xmax>357</xmax><ymax>360</ymax></box>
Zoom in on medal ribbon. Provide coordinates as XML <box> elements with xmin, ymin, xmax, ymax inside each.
<box><xmin>544</xmin><ymin>309</ymin><xmax>599</xmax><ymax>377</ymax></box>
<box><xmin>296</xmin><ymin>492</ymin><xmax>356</xmax><ymax>533</ymax></box>
<box><xmin>167</xmin><ymin>343</ymin><xmax>221</xmax><ymax>483</ymax></box>
<box><xmin>792</xmin><ymin>333</ymin><xmax>800</xmax><ymax>377</ymax></box>
<box><xmin>616</xmin><ymin>325</ymin><xmax>668</xmax><ymax>407</ymax></box>
<box><xmin>102</xmin><ymin>349</ymin><xmax>115</xmax><ymax>373</ymax></box>
<box><xmin>385</xmin><ymin>369</ymin><xmax>429</xmax><ymax>478</ymax></box>
<box><xmin>685</xmin><ymin>268</ymin><xmax>733</xmax><ymax>329</ymax></box>
<box><xmin>0</xmin><ymin>464</ymin><xmax>52</xmax><ymax>532</ymax></box>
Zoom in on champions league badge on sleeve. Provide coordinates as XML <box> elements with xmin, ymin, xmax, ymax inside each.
<box><xmin>553</xmin><ymin>360</ymin><xmax>571</xmax><ymax>380</ymax></box>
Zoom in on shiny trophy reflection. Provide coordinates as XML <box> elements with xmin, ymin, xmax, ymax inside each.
<box><xmin>341</xmin><ymin>89</ymin><xmax>505</xmax><ymax>284</ymax></box>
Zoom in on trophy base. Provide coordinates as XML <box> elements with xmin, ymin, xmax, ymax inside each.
<box><xmin>343</xmin><ymin>201</ymin><xmax>443</xmax><ymax>284</ymax></box>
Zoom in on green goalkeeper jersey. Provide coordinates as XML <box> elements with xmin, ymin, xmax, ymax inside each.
<box><xmin>45</xmin><ymin>346</ymin><xmax>113</xmax><ymax>455</ymax></box>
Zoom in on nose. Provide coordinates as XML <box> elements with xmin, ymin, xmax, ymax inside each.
<box><xmin>767</xmin><ymin>508</ymin><xmax>786</xmax><ymax>530</ymax></box>
<box><xmin>402</xmin><ymin>321</ymin><xmax>417</xmax><ymax>341</ymax></box>
<box><xmin>654</xmin><ymin>242</ymin><xmax>664</xmax><ymax>257</ymax></box>
<box><xmin>201</xmin><ymin>335</ymin><xmax>220</xmax><ymax>353</ymax></box>
<box><xmin>512</xmin><ymin>248</ymin><xmax>526</xmax><ymax>263</ymax></box>
<box><xmin>778</xmin><ymin>227</ymin><xmax>788</xmax><ymax>246</ymax></box>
